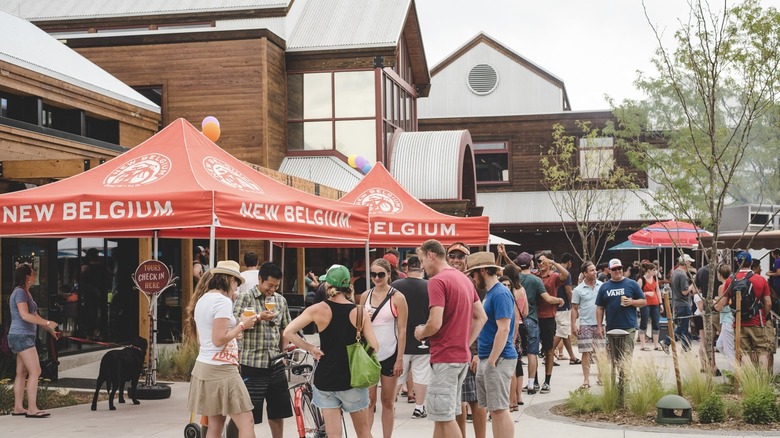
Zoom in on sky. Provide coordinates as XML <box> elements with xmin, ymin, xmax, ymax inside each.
<box><xmin>416</xmin><ymin>0</ymin><xmax>780</xmax><ymax>111</ymax></box>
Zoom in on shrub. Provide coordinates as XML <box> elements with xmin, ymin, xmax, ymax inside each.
<box><xmin>741</xmin><ymin>390</ymin><xmax>779</xmax><ymax>425</ymax></box>
<box><xmin>593</xmin><ymin>347</ymin><xmax>622</xmax><ymax>413</ymax></box>
<box><xmin>564</xmin><ymin>387</ymin><xmax>601</xmax><ymax>414</ymax></box>
<box><xmin>624</xmin><ymin>357</ymin><xmax>666</xmax><ymax>416</ymax></box>
<box><xmin>680</xmin><ymin>351</ymin><xmax>712</xmax><ymax>406</ymax></box>
<box><xmin>697</xmin><ymin>394</ymin><xmax>725</xmax><ymax>424</ymax></box>
<box><xmin>723</xmin><ymin>399</ymin><xmax>742</xmax><ymax>420</ymax></box>
<box><xmin>157</xmin><ymin>341</ymin><xmax>198</xmax><ymax>381</ymax></box>
<box><xmin>0</xmin><ymin>378</ymin><xmax>12</xmax><ymax>415</ymax></box>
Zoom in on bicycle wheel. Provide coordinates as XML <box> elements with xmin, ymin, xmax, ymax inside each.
<box><xmin>296</xmin><ymin>389</ymin><xmax>326</xmax><ymax>438</ymax></box>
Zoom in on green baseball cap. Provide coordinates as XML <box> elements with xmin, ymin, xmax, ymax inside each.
<box><xmin>325</xmin><ymin>265</ymin><xmax>351</xmax><ymax>288</ymax></box>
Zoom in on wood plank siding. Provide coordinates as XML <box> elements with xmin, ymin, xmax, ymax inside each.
<box><xmin>419</xmin><ymin>111</ymin><xmax>647</xmax><ymax>193</ymax></box>
<box><xmin>72</xmin><ymin>37</ymin><xmax>288</xmax><ymax>169</ymax></box>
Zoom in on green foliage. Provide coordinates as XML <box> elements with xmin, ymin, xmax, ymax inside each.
<box><xmin>157</xmin><ymin>341</ymin><xmax>198</xmax><ymax>381</ymax></box>
<box><xmin>697</xmin><ymin>394</ymin><xmax>726</xmax><ymax>424</ymax></box>
<box><xmin>0</xmin><ymin>378</ymin><xmax>12</xmax><ymax>415</ymax></box>
<box><xmin>741</xmin><ymin>391</ymin><xmax>779</xmax><ymax>424</ymax></box>
<box><xmin>680</xmin><ymin>351</ymin><xmax>713</xmax><ymax>406</ymax></box>
<box><xmin>564</xmin><ymin>387</ymin><xmax>602</xmax><ymax>414</ymax></box>
<box><xmin>734</xmin><ymin>360</ymin><xmax>773</xmax><ymax>398</ymax></box>
<box><xmin>724</xmin><ymin>398</ymin><xmax>742</xmax><ymax>420</ymax></box>
<box><xmin>624</xmin><ymin>357</ymin><xmax>666</xmax><ymax>416</ymax></box>
<box><xmin>539</xmin><ymin>121</ymin><xmax>637</xmax><ymax>262</ymax></box>
<box><xmin>593</xmin><ymin>348</ymin><xmax>621</xmax><ymax>413</ymax></box>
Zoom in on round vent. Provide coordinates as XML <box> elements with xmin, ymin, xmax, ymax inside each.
<box><xmin>467</xmin><ymin>64</ymin><xmax>498</xmax><ymax>95</ymax></box>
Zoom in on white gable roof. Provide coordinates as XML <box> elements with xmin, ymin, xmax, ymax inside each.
<box><xmin>0</xmin><ymin>0</ymin><xmax>289</xmax><ymax>21</ymax></box>
<box><xmin>0</xmin><ymin>11</ymin><xmax>159</xmax><ymax>113</ymax></box>
<box><xmin>419</xmin><ymin>32</ymin><xmax>568</xmax><ymax>118</ymax></box>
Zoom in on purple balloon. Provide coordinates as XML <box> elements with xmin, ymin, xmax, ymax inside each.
<box><xmin>361</xmin><ymin>163</ymin><xmax>372</xmax><ymax>174</ymax></box>
<box><xmin>202</xmin><ymin>116</ymin><xmax>220</xmax><ymax>129</ymax></box>
<box><xmin>354</xmin><ymin>156</ymin><xmax>368</xmax><ymax>169</ymax></box>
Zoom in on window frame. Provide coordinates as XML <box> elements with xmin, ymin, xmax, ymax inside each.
<box><xmin>473</xmin><ymin>140</ymin><xmax>511</xmax><ymax>186</ymax></box>
<box><xmin>578</xmin><ymin>136</ymin><xmax>615</xmax><ymax>181</ymax></box>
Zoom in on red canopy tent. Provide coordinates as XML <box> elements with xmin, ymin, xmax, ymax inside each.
<box><xmin>339</xmin><ymin>163</ymin><xmax>490</xmax><ymax>247</ymax></box>
<box><xmin>0</xmin><ymin>118</ymin><xmax>369</xmax><ymax>246</ymax></box>
<box><xmin>628</xmin><ymin>220</ymin><xmax>712</xmax><ymax>248</ymax></box>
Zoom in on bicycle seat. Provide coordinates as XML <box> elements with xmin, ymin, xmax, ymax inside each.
<box><xmin>291</xmin><ymin>364</ymin><xmax>313</xmax><ymax>375</ymax></box>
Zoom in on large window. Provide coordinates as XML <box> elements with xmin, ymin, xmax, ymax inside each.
<box><xmin>287</xmin><ymin>71</ymin><xmax>377</xmax><ymax>163</ymax></box>
<box><xmin>578</xmin><ymin>137</ymin><xmax>614</xmax><ymax>180</ymax></box>
<box><xmin>473</xmin><ymin>141</ymin><xmax>509</xmax><ymax>184</ymax></box>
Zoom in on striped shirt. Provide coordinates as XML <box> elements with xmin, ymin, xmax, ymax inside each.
<box><xmin>233</xmin><ymin>288</ymin><xmax>291</xmax><ymax>369</ymax></box>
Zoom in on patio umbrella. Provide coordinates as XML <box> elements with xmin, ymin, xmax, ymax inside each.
<box><xmin>628</xmin><ymin>220</ymin><xmax>712</xmax><ymax>248</ymax></box>
<box><xmin>607</xmin><ymin>241</ymin><xmax>657</xmax><ymax>251</ymax></box>
<box><xmin>489</xmin><ymin>234</ymin><xmax>521</xmax><ymax>246</ymax></box>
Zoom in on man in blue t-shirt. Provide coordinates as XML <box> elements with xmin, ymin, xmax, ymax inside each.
<box><xmin>465</xmin><ymin>251</ymin><xmax>516</xmax><ymax>438</ymax></box>
<box><xmin>595</xmin><ymin>258</ymin><xmax>646</xmax><ymax>360</ymax></box>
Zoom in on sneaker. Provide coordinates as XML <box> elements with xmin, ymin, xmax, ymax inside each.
<box><xmin>534</xmin><ymin>383</ymin><xmax>540</xmax><ymax>392</ymax></box>
<box><xmin>412</xmin><ymin>407</ymin><xmax>427</xmax><ymax>419</ymax></box>
<box><xmin>526</xmin><ymin>386</ymin><xmax>537</xmax><ymax>395</ymax></box>
<box><xmin>466</xmin><ymin>413</ymin><xmax>473</xmax><ymax>423</ymax></box>
<box><xmin>540</xmin><ymin>383</ymin><xmax>551</xmax><ymax>394</ymax></box>
<box><xmin>661</xmin><ymin>342</ymin><xmax>670</xmax><ymax>355</ymax></box>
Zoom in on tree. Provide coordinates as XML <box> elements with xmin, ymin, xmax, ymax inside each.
<box><xmin>614</xmin><ymin>0</ymin><xmax>780</xmax><ymax>374</ymax></box>
<box><xmin>540</xmin><ymin>121</ymin><xmax>638</xmax><ymax>262</ymax></box>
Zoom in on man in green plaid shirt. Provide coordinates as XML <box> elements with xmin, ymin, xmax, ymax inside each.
<box><xmin>233</xmin><ymin>262</ymin><xmax>293</xmax><ymax>436</ymax></box>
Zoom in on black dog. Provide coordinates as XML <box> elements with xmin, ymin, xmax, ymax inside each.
<box><xmin>91</xmin><ymin>336</ymin><xmax>147</xmax><ymax>411</ymax></box>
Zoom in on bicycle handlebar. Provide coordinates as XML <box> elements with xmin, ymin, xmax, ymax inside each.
<box><xmin>269</xmin><ymin>347</ymin><xmax>308</xmax><ymax>364</ymax></box>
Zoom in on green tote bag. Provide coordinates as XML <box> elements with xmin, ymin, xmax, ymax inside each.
<box><xmin>346</xmin><ymin>306</ymin><xmax>381</xmax><ymax>388</ymax></box>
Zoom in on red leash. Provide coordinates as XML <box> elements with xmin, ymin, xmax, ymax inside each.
<box><xmin>61</xmin><ymin>336</ymin><xmax>127</xmax><ymax>348</ymax></box>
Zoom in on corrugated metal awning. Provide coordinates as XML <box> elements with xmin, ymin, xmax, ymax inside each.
<box><xmin>279</xmin><ymin>156</ymin><xmax>363</xmax><ymax>193</ymax></box>
<box><xmin>390</xmin><ymin>130</ymin><xmax>473</xmax><ymax>201</ymax></box>
<box><xmin>479</xmin><ymin>189</ymin><xmax>668</xmax><ymax>225</ymax></box>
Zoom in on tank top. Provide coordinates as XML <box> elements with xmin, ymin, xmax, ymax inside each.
<box><xmin>641</xmin><ymin>276</ymin><xmax>660</xmax><ymax>306</ymax></box>
<box><xmin>514</xmin><ymin>288</ymin><xmax>526</xmax><ymax>325</ymax></box>
<box><xmin>363</xmin><ymin>287</ymin><xmax>398</xmax><ymax>361</ymax></box>
<box><xmin>314</xmin><ymin>300</ymin><xmax>357</xmax><ymax>391</ymax></box>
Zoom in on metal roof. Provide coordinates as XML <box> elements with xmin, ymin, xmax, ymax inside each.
<box><xmin>278</xmin><ymin>156</ymin><xmax>363</xmax><ymax>193</ymax></box>
<box><xmin>0</xmin><ymin>11</ymin><xmax>159</xmax><ymax>113</ymax></box>
<box><xmin>479</xmin><ymin>189</ymin><xmax>668</xmax><ymax>225</ymax></box>
<box><xmin>390</xmin><ymin>130</ymin><xmax>468</xmax><ymax>200</ymax></box>
<box><xmin>0</xmin><ymin>0</ymin><xmax>289</xmax><ymax>21</ymax></box>
<box><xmin>287</xmin><ymin>0</ymin><xmax>410</xmax><ymax>52</ymax></box>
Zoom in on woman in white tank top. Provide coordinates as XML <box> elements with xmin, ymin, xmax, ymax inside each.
<box><xmin>359</xmin><ymin>258</ymin><xmax>408</xmax><ymax>438</ymax></box>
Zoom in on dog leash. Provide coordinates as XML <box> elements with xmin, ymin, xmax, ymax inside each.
<box><xmin>61</xmin><ymin>336</ymin><xmax>128</xmax><ymax>349</ymax></box>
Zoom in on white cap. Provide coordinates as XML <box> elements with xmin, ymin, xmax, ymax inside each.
<box><xmin>678</xmin><ymin>254</ymin><xmax>694</xmax><ymax>263</ymax></box>
<box><xmin>608</xmin><ymin>258</ymin><xmax>623</xmax><ymax>269</ymax></box>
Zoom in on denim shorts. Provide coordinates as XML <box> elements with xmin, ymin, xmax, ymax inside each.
<box><xmin>312</xmin><ymin>385</ymin><xmax>369</xmax><ymax>413</ymax></box>
<box><xmin>7</xmin><ymin>333</ymin><xmax>35</xmax><ymax>354</ymax></box>
<box><xmin>524</xmin><ymin>318</ymin><xmax>540</xmax><ymax>355</ymax></box>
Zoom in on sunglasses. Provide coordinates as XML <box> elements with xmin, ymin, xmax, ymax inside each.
<box><xmin>610</xmin><ymin>267</ymin><xmax>622</xmax><ymax>272</ymax></box>
<box><xmin>448</xmin><ymin>252</ymin><xmax>466</xmax><ymax>260</ymax></box>
<box><xmin>369</xmin><ymin>271</ymin><xmax>387</xmax><ymax>279</ymax></box>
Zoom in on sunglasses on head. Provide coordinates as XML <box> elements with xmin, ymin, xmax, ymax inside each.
<box><xmin>369</xmin><ymin>271</ymin><xmax>387</xmax><ymax>279</ymax></box>
<box><xmin>448</xmin><ymin>252</ymin><xmax>466</xmax><ymax>260</ymax></box>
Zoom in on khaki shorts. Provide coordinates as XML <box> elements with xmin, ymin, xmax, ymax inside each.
<box><xmin>555</xmin><ymin>310</ymin><xmax>571</xmax><ymax>338</ymax></box>
<box><xmin>740</xmin><ymin>325</ymin><xmax>775</xmax><ymax>354</ymax></box>
<box><xmin>398</xmin><ymin>354</ymin><xmax>432</xmax><ymax>386</ymax></box>
<box><xmin>427</xmin><ymin>363</ymin><xmax>468</xmax><ymax>422</ymax></box>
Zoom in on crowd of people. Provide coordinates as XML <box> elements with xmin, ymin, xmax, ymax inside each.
<box><xmin>181</xmin><ymin>242</ymin><xmax>780</xmax><ymax>438</ymax></box>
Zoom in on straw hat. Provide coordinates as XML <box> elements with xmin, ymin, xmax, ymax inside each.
<box><xmin>210</xmin><ymin>260</ymin><xmax>244</xmax><ymax>285</ymax></box>
<box><xmin>463</xmin><ymin>251</ymin><xmax>502</xmax><ymax>274</ymax></box>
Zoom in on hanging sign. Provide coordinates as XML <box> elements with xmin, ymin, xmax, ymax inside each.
<box><xmin>134</xmin><ymin>260</ymin><xmax>171</xmax><ymax>295</ymax></box>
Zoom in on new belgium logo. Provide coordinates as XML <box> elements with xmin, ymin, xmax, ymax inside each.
<box><xmin>203</xmin><ymin>157</ymin><xmax>264</xmax><ymax>194</ymax></box>
<box><xmin>103</xmin><ymin>154</ymin><xmax>171</xmax><ymax>187</ymax></box>
<box><xmin>355</xmin><ymin>188</ymin><xmax>403</xmax><ymax>214</ymax></box>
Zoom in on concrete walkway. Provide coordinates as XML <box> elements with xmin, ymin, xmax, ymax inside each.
<box><xmin>1</xmin><ymin>344</ymin><xmax>777</xmax><ymax>437</ymax></box>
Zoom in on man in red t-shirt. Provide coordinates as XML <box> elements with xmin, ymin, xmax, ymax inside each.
<box><xmin>415</xmin><ymin>239</ymin><xmax>487</xmax><ymax>437</ymax></box>
<box><xmin>717</xmin><ymin>251</ymin><xmax>773</xmax><ymax>372</ymax></box>
<box><xmin>533</xmin><ymin>252</ymin><xmax>568</xmax><ymax>394</ymax></box>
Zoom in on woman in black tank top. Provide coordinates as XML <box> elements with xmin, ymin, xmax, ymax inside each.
<box><xmin>284</xmin><ymin>265</ymin><xmax>379</xmax><ymax>438</ymax></box>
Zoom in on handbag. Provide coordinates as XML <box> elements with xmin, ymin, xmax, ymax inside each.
<box><xmin>346</xmin><ymin>306</ymin><xmax>380</xmax><ymax>388</ymax></box>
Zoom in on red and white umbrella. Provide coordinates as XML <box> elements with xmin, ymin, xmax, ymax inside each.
<box><xmin>628</xmin><ymin>220</ymin><xmax>712</xmax><ymax>248</ymax></box>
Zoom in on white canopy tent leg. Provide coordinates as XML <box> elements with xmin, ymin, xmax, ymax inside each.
<box><xmin>365</xmin><ymin>241</ymin><xmax>370</xmax><ymax>292</ymax></box>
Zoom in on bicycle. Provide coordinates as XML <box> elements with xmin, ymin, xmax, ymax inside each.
<box><xmin>270</xmin><ymin>347</ymin><xmax>327</xmax><ymax>438</ymax></box>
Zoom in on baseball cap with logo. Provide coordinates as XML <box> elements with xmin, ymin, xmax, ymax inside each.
<box><xmin>608</xmin><ymin>258</ymin><xmax>623</xmax><ymax>270</ymax></box>
<box><xmin>324</xmin><ymin>265</ymin><xmax>351</xmax><ymax>288</ymax></box>
<box><xmin>319</xmin><ymin>264</ymin><xmax>341</xmax><ymax>282</ymax></box>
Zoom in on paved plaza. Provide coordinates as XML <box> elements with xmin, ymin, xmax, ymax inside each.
<box><xmin>1</xmin><ymin>341</ymin><xmax>778</xmax><ymax>437</ymax></box>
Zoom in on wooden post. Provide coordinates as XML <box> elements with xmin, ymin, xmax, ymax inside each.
<box><xmin>138</xmin><ymin>237</ymin><xmax>152</xmax><ymax>362</ymax></box>
<box><xmin>181</xmin><ymin>239</ymin><xmax>194</xmax><ymax>341</ymax></box>
<box><xmin>663</xmin><ymin>291</ymin><xmax>683</xmax><ymax>396</ymax></box>
<box><xmin>297</xmin><ymin>248</ymin><xmax>306</xmax><ymax>296</ymax></box>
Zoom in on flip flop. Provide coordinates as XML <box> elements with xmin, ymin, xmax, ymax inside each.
<box><xmin>569</xmin><ymin>358</ymin><xmax>582</xmax><ymax>365</ymax></box>
<box><xmin>640</xmin><ymin>347</ymin><xmax>651</xmax><ymax>351</ymax></box>
<box><xmin>580</xmin><ymin>383</ymin><xmax>591</xmax><ymax>389</ymax></box>
<box><xmin>25</xmin><ymin>412</ymin><xmax>50</xmax><ymax>418</ymax></box>
<box><xmin>11</xmin><ymin>412</ymin><xmax>27</xmax><ymax>416</ymax></box>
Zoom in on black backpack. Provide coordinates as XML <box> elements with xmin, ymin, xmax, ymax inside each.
<box><xmin>731</xmin><ymin>271</ymin><xmax>759</xmax><ymax>321</ymax></box>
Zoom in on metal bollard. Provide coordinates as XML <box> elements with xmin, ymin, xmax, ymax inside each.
<box><xmin>606</xmin><ymin>329</ymin><xmax>630</xmax><ymax>406</ymax></box>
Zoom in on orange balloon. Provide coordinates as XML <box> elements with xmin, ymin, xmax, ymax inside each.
<box><xmin>202</xmin><ymin>122</ymin><xmax>221</xmax><ymax>142</ymax></box>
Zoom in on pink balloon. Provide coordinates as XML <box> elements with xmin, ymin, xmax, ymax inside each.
<box><xmin>354</xmin><ymin>156</ymin><xmax>368</xmax><ymax>169</ymax></box>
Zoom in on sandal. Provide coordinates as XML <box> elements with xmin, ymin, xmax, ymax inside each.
<box><xmin>640</xmin><ymin>347</ymin><xmax>651</xmax><ymax>351</ymax></box>
<box><xmin>25</xmin><ymin>411</ymin><xmax>50</xmax><ymax>418</ymax></box>
<box><xmin>569</xmin><ymin>358</ymin><xmax>582</xmax><ymax>365</ymax></box>
<box><xmin>509</xmin><ymin>404</ymin><xmax>519</xmax><ymax>412</ymax></box>
<box><xmin>580</xmin><ymin>383</ymin><xmax>591</xmax><ymax>389</ymax></box>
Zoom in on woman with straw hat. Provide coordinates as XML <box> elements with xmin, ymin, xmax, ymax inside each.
<box><xmin>186</xmin><ymin>261</ymin><xmax>258</xmax><ymax>438</ymax></box>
